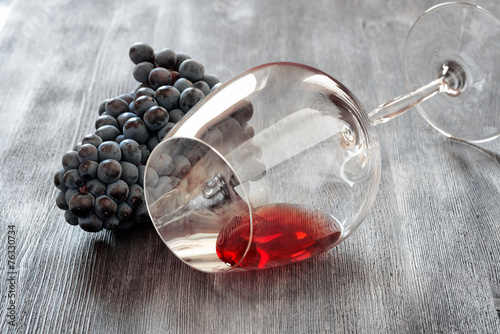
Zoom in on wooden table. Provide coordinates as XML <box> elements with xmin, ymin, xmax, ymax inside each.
<box><xmin>1</xmin><ymin>0</ymin><xmax>499</xmax><ymax>332</ymax></box>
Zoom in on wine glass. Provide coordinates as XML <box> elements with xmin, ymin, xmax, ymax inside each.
<box><xmin>144</xmin><ymin>2</ymin><xmax>500</xmax><ymax>273</ymax></box>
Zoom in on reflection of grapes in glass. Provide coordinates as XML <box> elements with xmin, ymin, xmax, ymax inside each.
<box><xmin>145</xmin><ymin>3</ymin><xmax>500</xmax><ymax>273</ymax></box>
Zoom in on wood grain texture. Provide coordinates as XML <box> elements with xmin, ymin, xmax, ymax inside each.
<box><xmin>1</xmin><ymin>0</ymin><xmax>500</xmax><ymax>333</ymax></box>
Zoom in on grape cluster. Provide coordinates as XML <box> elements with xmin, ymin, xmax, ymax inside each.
<box><xmin>54</xmin><ymin>42</ymin><xmax>221</xmax><ymax>232</ymax></box>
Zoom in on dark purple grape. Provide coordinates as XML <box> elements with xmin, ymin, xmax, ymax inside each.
<box><xmin>98</xmin><ymin>99</ymin><xmax>108</xmax><ymax>116</ymax></box>
<box><xmin>105</xmin><ymin>98</ymin><xmax>129</xmax><ymax>118</ymax></box>
<box><xmin>143</xmin><ymin>106</ymin><xmax>169</xmax><ymax>131</ymax></box>
<box><xmin>95</xmin><ymin>114</ymin><xmax>119</xmax><ymax>130</ymax></box>
<box><xmin>193</xmin><ymin>80</ymin><xmax>210</xmax><ymax>95</ymax></box>
<box><xmin>155</xmin><ymin>86</ymin><xmax>180</xmax><ymax>110</ymax></box>
<box><xmin>123</xmin><ymin>117</ymin><xmax>149</xmax><ymax>144</ymax></box>
<box><xmin>95</xmin><ymin>125</ymin><xmax>121</xmax><ymax>142</ymax></box>
<box><xmin>87</xmin><ymin>178</ymin><xmax>107</xmax><ymax>197</ymax></box>
<box><xmin>117</xmin><ymin>93</ymin><xmax>134</xmax><ymax>105</ymax></box>
<box><xmin>63</xmin><ymin>169</ymin><xmax>85</xmax><ymax>189</ymax></box>
<box><xmin>69</xmin><ymin>192</ymin><xmax>95</xmax><ymax>217</ymax></box>
<box><xmin>179</xmin><ymin>87</ymin><xmax>205</xmax><ymax>112</ymax></box>
<box><xmin>171</xmin><ymin>155</ymin><xmax>191</xmax><ymax>178</ymax></box>
<box><xmin>174</xmin><ymin>52</ymin><xmax>191</xmax><ymax>71</ymax></box>
<box><xmin>151</xmin><ymin>153</ymin><xmax>174</xmax><ymax>176</ymax></box>
<box><xmin>64</xmin><ymin>210</ymin><xmax>79</xmax><ymax>225</ymax></box>
<box><xmin>115</xmin><ymin>135</ymin><xmax>125</xmax><ymax>144</ymax></box>
<box><xmin>156</xmin><ymin>48</ymin><xmax>176</xmax><ymax>69</ymax></box>
<box><xmin>82</xmin><ymin>133</ymin><xmax>104</xmax><ymax>147</ymax></box>
<box><xmin>134</xmin><ymin>87</ymin><xmax>155</xmax><ymax>100</ymax></box>
<box><xmin>168</xmin><ymin>109</ymin><xmax>185</xmax><ymax>123</ymax></box>
<box><xmin>62</xmin><ymin>151</ymin><xmax>80</xmax><ymax>170</ymax></box>
<box><xmin>179</xmin><ymin>59</ymin><xmax>204</xmax><ymax>82</ymax></box>
<box><xmin>129</xmin><ymin>42</ymin><xmax>155</xmax><ymax>64</ymax></box>
<box><xmin>94</xmin><ymin>195</ymin><xmax>117</xmax><ymax>219</ymax></box>
<box><xmin>139</xmin><ymin>145</ymin><xmax>150</xmax><ymax>165</ymax></box>
<box><xmin>98</xmin><ymin>141</ymin><xmax>121</xmax><ymax>161</ymax></box>
<box><xmin>126</xmin><ymin>184</ymin><xmax>144</xmax><ymax>208</ymax></box>
<box><xmin>106</xmin><ymin>180</ymin><xmax>129</xmax><ymax>202</ymax></box>
<box><xmin>116</xmin><ymin>202</ymin><xmax>133</xmax><ymax>220</ymax></box>
<box><xmin>119</xmin><ymin>139</ymin><xmax>141</xmax><ymax>165</ymax></box>
<box><xmin>173</xmin><ymin>78</ymin><xmax>193</xmax><ymax>93</ymax></box>
<box><xmin>133</xmin><ymin>95</ymin><xmax>158</xmax><ymax>118</ymax></box>
<box><xmin>78</xmin><ymin>160</ymin><xmax>98</xmax><ymax>181</ymax></box>
<box><xmin>120</xmin><ymin>161</ymin><xmax>139</xmax><ymax>185</ymax></box>
<box><xmin>78</xmin><ymin>213</ymin><xmax>103</xmax><ymax>232</ymax></box>
<box><xmin>133</xmin><ymin>61</ymin><xmax>155</xmax><ymax>84</ymax></box>
<box><xmin>77</xmin><ymin>144</ymin><xmax>98</xmax><ymax>163</ymax></box>
<box><xmin>65</xmin><ymin>188</ymin><xmax>78</xmax><ymax>204</ymax></box>
<box><xmin>97</xmin><ymin>159</ymin><xmax>122</xmax><ymax>183</ymax></box>
<box><xmin>148</xmin><ymin>68</ymin><xmax>172</xmax><ymax>90</ymax></box>
<box><xmin>146</xmin><ymin>135</ymin><xmax>160</xmax><ymax>151</ymax></box>
<box><xmin>56</xmin><ymin>191</ymin><xmax>69</xmax><ymax>210</ymax></box>
<box><xmin>137</xmin><ymin>165</ymin><xmax>146</xmax><ymax>187</ymax></box>
<box><xmin>157</xmin><ymin>123</ymin><xmax>176</xmax><ymax>141</ymax></box>
<box><xmin>103</xmin><ymin>216</ymin><xmax>120</xmax><ymax>230</ymax></box>
<box><xmin>54</xmin><ymin>168</ymin><xmax>68</xmax><ymax>191</ymax></box>
<box><xmin>117</xmin><ymin>112</ymin><xmax>137</xmax><ymax>130</ymax></box>
<box><xmin>201</xmin><ymin>74</ymin><xmax>221</xmax><ymax>88</ymax></box>
<box><xmin>231</xmin><ymin>99</ymin><xmax>254</xmax><ymax>124</ymax></box>
<box><xmin>132</xmin><ymin>203</ymin><xmax>151</xmax><ymax>224</ymax></box>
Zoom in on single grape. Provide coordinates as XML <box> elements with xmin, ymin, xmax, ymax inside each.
<box><xmin>103</xmin><ymin>215</ymin><xmax>120</xmax><ymax>230</ymax></box>
<box><xmin>174</xmin><ymin>52</ymin><xmax>191</xmax><ymax>71</ymax></box>
<box><xmin>132</xmin><ymin>203</ymin><xmax>151</xmax><ymax>224</ymax></box>
<box><xmin>117</xmin><ymin>112</ymin><xmax>137</xmax><ymax>130</ymax></box>
<box><xmin>64</xmin><ymin>210</ymin><xmax>79</xmax><ymax>226</ymax></box>
<box><xmin>170</xmin><ymin>71</ymin><xmax>179</xmax><ymax>84</ymax></box>
<box><xmin>143</xmin><ymin>106</ymin><xmax>169</xmax><ymax>131</ymax></box>
<box><xmin>148</xmin><ymin>68</ymin><xmax>172</xmax><ymax>90</ymax></box>
<box><xmin>116</xmin><ymin>202</ymin><xmax>133</xmax><ymax>220</ymax></box>
<box><xmin>139</xmin><ymin>145</ymin><xmax>150</xmax><ymax>165</ymax></box>
<box><xmin>117</xmin><ymin>93</ymin><xmax>134</xmax><ymax>105</ymax></box>
<box><xmin>126</xmin><ymin>184</ymin><xmax>144</xmax><ymax>208</ymax></box>
<box><xmin>97</xmin><ymin>159</ymin><xmax>122</xmax><ymax>184</ymax></box>
<box><xmin>155</xmin><ymin>48</ymin><xmax>177</xmax><ymax>69</ymax></box>
<box><xmin>133</xmin><ymin>61</ymin><xmax>155</xmax><ymax>84</ymax></box>
<box><xmin>56</xmin><ymin>190</ymin><xmax>69</xmax><ymax>210</ymax></box>
<box><xmin>168</xmin><ymin>109</ymin><xmax>185</xmax><ymax>123</ymax></box>
<box><xmin>137</xmin><ymin>165</ymin><xmax>146</xmax><ymax>187</ymax></box>
<box><xmin>62</xmin><ymin>151</ymin><xmax>80</xmax><ymax>170</ymax></box>
<box><xmin>178</xmin><ymin>59</ymin><xmax>204</xmax><ymax>82</ymax></box>
<box><xmin>173</xmin><ymin>78</ymin><xmax>193</xmax><ymax>93</ymax></box>
<box><xmin>63</xmin><ymin>169</ymin><xmax>85</xmax><ymax>189</ymax></box>
<box><xmin>151</xmin><ymin>153</ymin><xmax>174</xmax><ymax>176</ymax></box>
<box><xmin>123</xmin><ymin>117</ymin><xmax>149</xmax><ymax>144</ymax></box>
<box><xmin>201</xmin><ymin>74</ymin><xmax>221</xmax><ymax>88</ymax></box>
<box><xmin>119</xmin><ymin>139</ymin><xmax>141</xmax><ymax>165</ymax></box>
<box><xmin>106</xmin><ymin>180</ymin><xmax>129</xmax><ymax>202</ymax></box>
<box><xmin>134</xmin><ymin>87</ymin><xmax>155</xmax><ymax>100</ymax></box>
<box><xmin>146</xmin><ymin>135</ymin><xmax>160</xmax><ymax>151</ymax></box>
<box><xmin>87</xmin><ymin>178</ymin><xmax>107</xmax><ymax>197</ymax></box>
<box><xmin>115</xmin><ymin>135</ymin><xmax>125</xmax><ymax>144</ymax></box>
<box><xmin>105</xmin><ymin>98</ymin><xmax>129</xmax><ymax>117</ymax></box>
<box><xmin>133</xmin><ymin>95</ymin><xmax>158</xmax><ymax>118</ymax></box>
<box><xmin>65</xmin><ymin>188</ymin><xmax>78</xmax><ymax>204</ymax></box>
<box><xmin>217</xmin><ymin>116</ymin><xmax>241</xmax><ymax>139</ymax></box>
<box><xmin>95</xmin><ymin>114</ymin><xmax>119</xmax><ymax>130</ymax></box>
<box><xmin>69</xmin><ymin>192</ymin><xmax>95</xmax><ymax>217</ymax></box>
<box><xmin>202</xmin><ymin>127</ymin><xmax>224</xmax><ymax>147</ymax></box>
<box><xmin>193</xmin><ymin>80</ymin><xmax>211</xmax><ymax>95</ymax></box>
<box><xmin>157</xmin><ymin>123</ymin><xmax>176</xmax><ymax>141</ymax></box>
<box><xmin>82</xmin><ymin>133</ymin><xmax>103</xmax><ymax>147</ymax></box>
<box><xmin>78</xmin><ymin>213</ymin><xmax>103</xmax><ymax>232</ymax></box>
<box><xmin>171</xmin><ymin>155</ymin><xmax>191</xmax><ymax>178</ymax></box>
<box><xmin>77</xmin><ymin>144</ymin><xmax>98</xmax><ymax>163</ymax></box>
<box><xmin>97</xmin><ymin>141</ymin><xmax>122</xmax><ymax>161</ymax></box>
<box><xmin>179</xmin><ymin>87</ymin><xmax>204</xmax><ymax>112</ymax></box>
<box><xmin>94</xmin><ymin>195</ymin><xmax>118</xmax><ymax>219</ymax></box>
<box><xmin>78</xmin><ymin>160</ymin><xmax>99</xmax><ymax>181</ymax></box>
<box><xmin>120</xmin><ymin>161</ymin><xmax>139</xmax><ymax>185</ymax></box>
<box><xmin>98</xmin><ymin>99</ymin><xmax>108</xmax><ymax>116</ymax></box>
<box><xmin>54</xmin><ymin>167</ymin><xmax>68</xmax><ymax>191</ymax></box>
<box><xmin>155</xmin><ymin>85</ymin><xmax>180</xmax><ymax>110</ymax></box>
<box><xmin>231</xmin><ymin>98</ymin><xmax>254</xmax><ymax>124</ymax></box>
<box><xmin>95</xmin><ymin>125</ymin><xmax>120</xmax><ymax>142</ymax></box>
<box><xmin>129</xmin><ymin>42</ymin><xmax>155</xmax><ymax>64</ymax></box>
<box><xmin>145</xmin><ymin>167</ymin><xmax>159</xmax><ymax>188</ymax></box>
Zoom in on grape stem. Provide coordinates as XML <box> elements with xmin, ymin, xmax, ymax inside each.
<box><xmin>369</xmin><ymin>61</ymin><xmax>465</xmax><ymax>126</ymax></box>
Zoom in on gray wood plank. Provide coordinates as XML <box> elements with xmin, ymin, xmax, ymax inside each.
<box><xmin>1</xmin><ymin>0</ymin><xmax>499</xmax><ymax>333</ymax></box>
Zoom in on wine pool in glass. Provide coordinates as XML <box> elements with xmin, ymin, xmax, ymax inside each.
<box><xmin>144</xmin><ymin>3</ymin><xmax>500</xmax><ymax>273</ymax></box>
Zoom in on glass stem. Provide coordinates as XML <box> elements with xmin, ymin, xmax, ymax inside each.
<box><xmin>369</xmin><ymin>62</ymin><xmax>465</xmax><ymax>126</ymax></box>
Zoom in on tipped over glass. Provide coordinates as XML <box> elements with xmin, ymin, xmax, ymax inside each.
<box><xmin>144</xmin><ymin>3</ymin><xmax>500</xmax><ymax>273</ymax></box>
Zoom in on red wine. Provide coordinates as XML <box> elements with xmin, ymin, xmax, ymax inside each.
<box><xmin>216</xmin><ymin>203</ymin><xmax>342</xmax><ymax>270</ymax></box>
